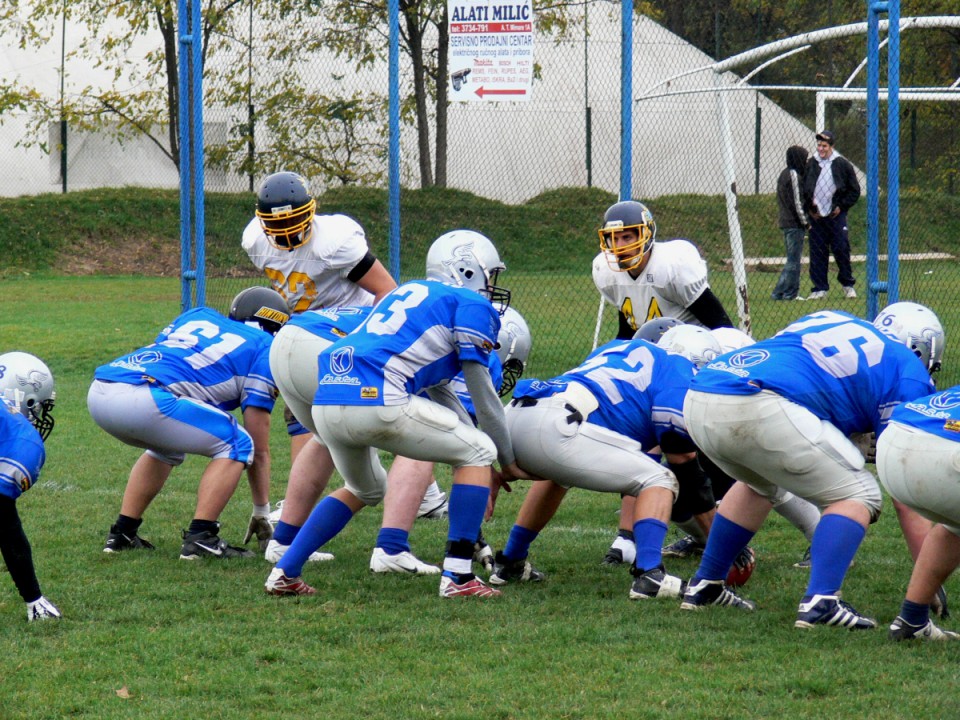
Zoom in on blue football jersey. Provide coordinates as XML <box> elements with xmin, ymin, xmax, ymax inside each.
<box><xmin>94</xmin><ymin>307</ymin><xmax>278</xmax><ymax>413</ymax></box>
<box><xmin>0</xmin><ymin>398</ymin><xmax>45</xmax><ymax>500</ymax></box>
<box><xmin>890</xmin><ymin>386</ymin><xmax>960</xmax><ymax>442</ymax></box>
<box><xmin>691</xmin><ymin>310</ymin><xmax>935</xmax><ymax>436</ymax></box>
<box><xmin>285</xmin><ymin>306</ymin><xmax>372</xmax><ymax>341</ymax></box>
<box><xmin>315</xmin><ymin>280</ymin><xmax>500</xmax><ymax>406</ymax></box>
<box><xmin>513</xmin><ymin>339</ymin><xmax>695</xmax><ymax>449</ymax></box>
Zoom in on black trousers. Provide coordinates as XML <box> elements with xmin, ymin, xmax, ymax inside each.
<box><xmin>0</xmin><ymin>496</ymin><xmax>41</xmax><ymax>603</ymax></box>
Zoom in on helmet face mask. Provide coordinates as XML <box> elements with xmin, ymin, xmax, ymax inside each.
<box><xmin>494</xmin><ymin>305</ymin><xmax>531</xmax><ymax>397</ymax></box>
<box><xmin>656</xmin><ymin>325</ymin><xmax>722</xmax><ymax>369</ymax></box>
<box><xmin>229</xmin><ymin>287</ymin><xmax>291</xmax><ymax>335</ymax></box>
<box><xmin>0</xmin><ymin>351</ymin><xmax>56</xmax><ymax>441</ymax></box>
<box><xmin>425</xmin><ymin>230</ymin><xmax>511</xmax><ymax>314</ymax></box>
<box><xmin>873</xmin><ymin>301</ymin><xmax>945</xmax><ymax>373</ymax></box>
<box><xmin>255</xmin><ymin>172</ymin><xmax>316</xmax><ymax>251</ymax></box>
<box><xmin>598</xmin><ymin>201</ymin><xmax>656</xmax><ymax>273</ymax></box>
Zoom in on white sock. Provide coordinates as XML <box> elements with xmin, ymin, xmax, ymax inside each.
<box><xmin>610</xmin><ymin>535</ymin><xmax>636</xmax><ymax>564</ymax></box>
<box><xmin>773</xmin><ymin>493</ymin><xmax>821</xmax><ymax>541</ymax></box>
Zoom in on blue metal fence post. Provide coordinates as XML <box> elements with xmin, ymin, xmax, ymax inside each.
<box><xmin>388</xmin><ymin>0</ymin><xmax>401</xmax><ymax>282</ymax></box>
<box><xmin>178</xmin><ymin>0</ymin><xmax>192</xmax><ymax>311</ymax></box>
<box><xmin>619</xmin><ymin>0</ymin><xmax>632</xmax><ymax>201</ymax></box>
<box><xmin>865</xmin><ymin>0</ymin><xmax>900</xmax><ymax>319</ymax></box>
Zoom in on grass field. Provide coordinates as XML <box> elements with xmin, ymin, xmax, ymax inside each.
<box><xmin>1</xmin><ymin>276</ymin><xmax>958</xmax><ymax>719</ymax></box>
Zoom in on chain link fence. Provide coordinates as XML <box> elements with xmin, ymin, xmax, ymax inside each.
<box><xmin>3</xmin><ymin>5</ymin><xmax>959</xmax><ymax>384</ymax></box>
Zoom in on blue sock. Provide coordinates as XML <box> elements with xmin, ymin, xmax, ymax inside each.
<box><xmin>804</xmin><ymin>514</ymin><xmax>865</xmax><ymax>598</ymax></box>
<box><xmin>633</xmin><ymin>518</ymin><xmax>669</xmax><ymax>572</ymax></box>
<box><xmin>376</xmin><ymin>527</ymin><xmax>410</xmax><ymax>555</ymax></box>
<box><xmin>277</xmin><ymin>496</ymin><xmax>354</xmax><ymax>577</ymax></box>
<box><xmin>503</xmin><ymin>525</ymin><xmax>539</xmax><ymax>561</ymax></box>
<box><xmin>694</xmin><ymin>514</ymin><xmax>755</xmax><ymax>582</ymax></box>
<box><xmin>447</xmin><ymin>483</ymin><xmax>490</xmax><ymax>544</ymax></box>
<box><xmin>899</xmin><ymin>599</ymin><xmax>930</xmax><ymax>627</ymax></box>
<box><xmin>273</xmin><ymin>521</ymin><xmax>300</xmax><ymax>546</ymax></box>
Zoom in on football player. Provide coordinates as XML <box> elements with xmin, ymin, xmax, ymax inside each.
<box><xmin>243</xmin><ymin>172</ymin><xmax>449</xmax><ymax>523</ymax></box>
<box><xmin>264</xmin><ymin>230</ymin><xmax>534</xmax><ymax>598</ymax></box>
<box><xmin>679</xmin><ymin>303</ymin><xmax>944</xmax><ymax>631</ymax></box>
<box><xmin>0</xmin><ymin>352</ymin><xmax>61</xmax><ymax>621</ymax></box>
<box><xmin>487</xmin><ymin>327</ymin><xmax>721</xmax><ymax>600</ymax></box>
<box><xmin>90</xmin><ymin>287</ymin><xmax>288</xmax><ymax>559</ymax></box>
<box><xmin>592</xmin><ymin>200</ymin><xmax>734</xmax><ymax>564</ymax></box>
<box><xmin>878</xmin><ymin>384</ymin><xmax>960</xmax><ymax>641</ymax></box>
<box><xmin>369</xmin><ymin>304</ymin><xmax>533</xmax><ymax>576</ymax></box>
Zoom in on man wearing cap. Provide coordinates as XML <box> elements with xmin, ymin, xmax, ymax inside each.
<box><xmin>802</xmin><ymin>130</ymin><xmax>861</xmax><ymax>300</ymax></box>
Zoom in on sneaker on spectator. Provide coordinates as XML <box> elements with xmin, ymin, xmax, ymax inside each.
<box><xmin>264</xmin><ymin>539</ymin><xmax>334</xmax><ymax>564</ymax></box>
<box><xmin>662</xmin><ymin>535</ymin><xmax>705</xmax><ymax>559</ymax></box>
<box><xmin>489</xmin><ymin>551</ymin><xmax>546</xmax><ymax>585</ymax></box>
<box><xmin>439</xmin><ymin>575</ymin><xmax>502</xmax><ymax>598</ymax></box>
<box><xmin>103</xmin><ymin>530</ymin><xmax>155</xmax><ymax>553</ymax></box>
<box><xmin>680</xmin><ymin>578</ymin><xmax>756</xmax><ymax>612</ymax></box>
<box><xmin>808</xmin><ymin>290</ymin><xmax>828</xmax><ymax>300</ymax></box>
<box><xmin>795</xmin><ymin>594</ymin><xmax>877</xmax><ymax>630</ymax></box>
<box><xmin>843</xmin><ymin>285</ymin><xmax>857</xmax><ymax>299</ymax></box>
<box><xmin>629</xmin><ymin>565</ymin><xmax>686</xmax><ymax>600</ymax></box>
<box><xmin>370</xmin><ymin>547</ymin><xmax>440</xmax><ymax>575</ymax></box>
<box><xmin>179</xmin><ymin>528</ymin><xmax>255</xmax><ymax>560</ymax></box>
<box><xmin>888</xmin><ymin>616</ymin><xmax>959</xmax><ymax>641</ymax></box>
<box><xmin>264</xmin><ymin>567</ymin><xmax>316</xmax><ymax>596</ymax></box>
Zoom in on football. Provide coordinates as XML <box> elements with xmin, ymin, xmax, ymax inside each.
<box><xmin>726</xmin><ymin>546</ymin><xmax>757</xmax><ymax>588</ymax></box>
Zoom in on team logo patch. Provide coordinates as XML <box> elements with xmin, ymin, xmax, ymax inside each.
<box><xmin>16</xmin><ymin>369</ymin><xmax>49</xmax><ymax>393</ymax></box>
<box><xmin>481</xmin><ymin>340</ymin><xmax>494</xmax><ymax>352</ymax></box>
<box><xmin>930</xmin><ymin>392</ymin><xmax>960</xmax><ymax>410</ymax></box>
<box><xmin>944</xmin><ymin>420</ymin><xmax>960</xmax><ymax>433</ymax></box>
<box><xmin>332</xmin><ymin>328</ymin><xmax>347</xmax><ymax>337</ymax></box>
<box><xmin>330</xmin><ymin>347</ymin><xmax>355</xmax><ymax>375</ymax></box>
<box><xmin>360</xmin><ymin>387</ymin><xmax>379</xmax><ymax>399</ymax></box>
<box><xmin>727</xmin><ymin>348</ymin><xmax>770</xmax><ymax>368</ymax></box>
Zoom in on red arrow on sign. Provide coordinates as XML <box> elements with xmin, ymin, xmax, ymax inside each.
<box><xmin>474</xmin><ymin>87</ymin><xmax>527</xmax><ymax>98</ymax></box>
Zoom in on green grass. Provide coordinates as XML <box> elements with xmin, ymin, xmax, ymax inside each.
<box><xmin>1</xmin><ymin>276</ymin><xmax>959</xmax><ymax>719</ymax></box>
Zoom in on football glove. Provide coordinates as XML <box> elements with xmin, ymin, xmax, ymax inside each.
<box><xmin>243</xmin><ymin>515</ymin><xmax>274</xmax><ymax>552</ymax></box>
<box><xmin>850</xmin><ymin>431</ymin><xmax>877</xmax><ymax>464</ymax></box>
<box><xmin>27</xmin><ymin>596</ymin><xmax>61</xmax><ymax>622</ymax></box>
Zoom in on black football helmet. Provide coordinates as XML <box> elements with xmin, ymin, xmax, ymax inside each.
<box><xmin>633</xmin><ymin>316</ymin><xmax>683</xmax><ymax>344</ymax></box>
<box><xmin>229</xmin><ymin>287</ymin><xmax>290</xmax><ymax>335</ymax></box>
<box><xmin>255</xmin><ymin>171</ymin><xmax>316</xmax><ymax>250</ymax></box>
<box><xmin>598</xmin><ymin>200</ymin><xmax>656</xmax><ymax>272</ymax></box>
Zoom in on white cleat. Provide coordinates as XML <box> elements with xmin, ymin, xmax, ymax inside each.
<box><xmin>264</xmin><ymin>539</ymin><xmax>334</xmax><ymax>564</ymax></box>
<box><xmin>370</xmin><ymin>547</ymin><xmax>441</xmax><ymax>575</ymax></box>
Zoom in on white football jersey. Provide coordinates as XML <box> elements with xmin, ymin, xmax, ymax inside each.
<box><xmin>242</xmin><ymin>214</ymin><xmax>375</xmax><ymax>314</ymax></box>
<box><xmin>592</xmin><ymin>239</ymin><xmax>710</xmax><ymax>332</ymax></box>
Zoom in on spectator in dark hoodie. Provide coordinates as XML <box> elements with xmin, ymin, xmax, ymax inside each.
<box><xmin>771</xmin><ymin>146</ymin><xmax>810</xmax><ymax>301</ymax></box>
<box><xmin>802</xmin><ymin>130</ymin><xmax>861</xmax><ymax>300</ymax></box>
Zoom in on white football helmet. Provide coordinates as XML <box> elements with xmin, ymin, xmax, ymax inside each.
<box><xmin>0</xmin><ymin>351</ymin><xmax>56</xmax><ymax>440</ymax></box>
<box><xmin>710</xmin><ymin>326</ymin><xmax>755</xmax><ymax>354</ymax></box>
<box><xmin>657</xmin><ymin>325</ymin><xmax>722</xmax><ymax>368</ymax></box>
<box><xmin>425</xmin><ymin>230</ymin><xmax>510</xmax><ymax>312</ymax></box>
<box><xmin>494</xmin><ymin>305</ymin><xmax>532</xmax><ymax>397</ymax></box>
<box><xmin>873</xmin><ymin>301</ymin><xmax>945</xmax><ymax>372</ymax></box>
